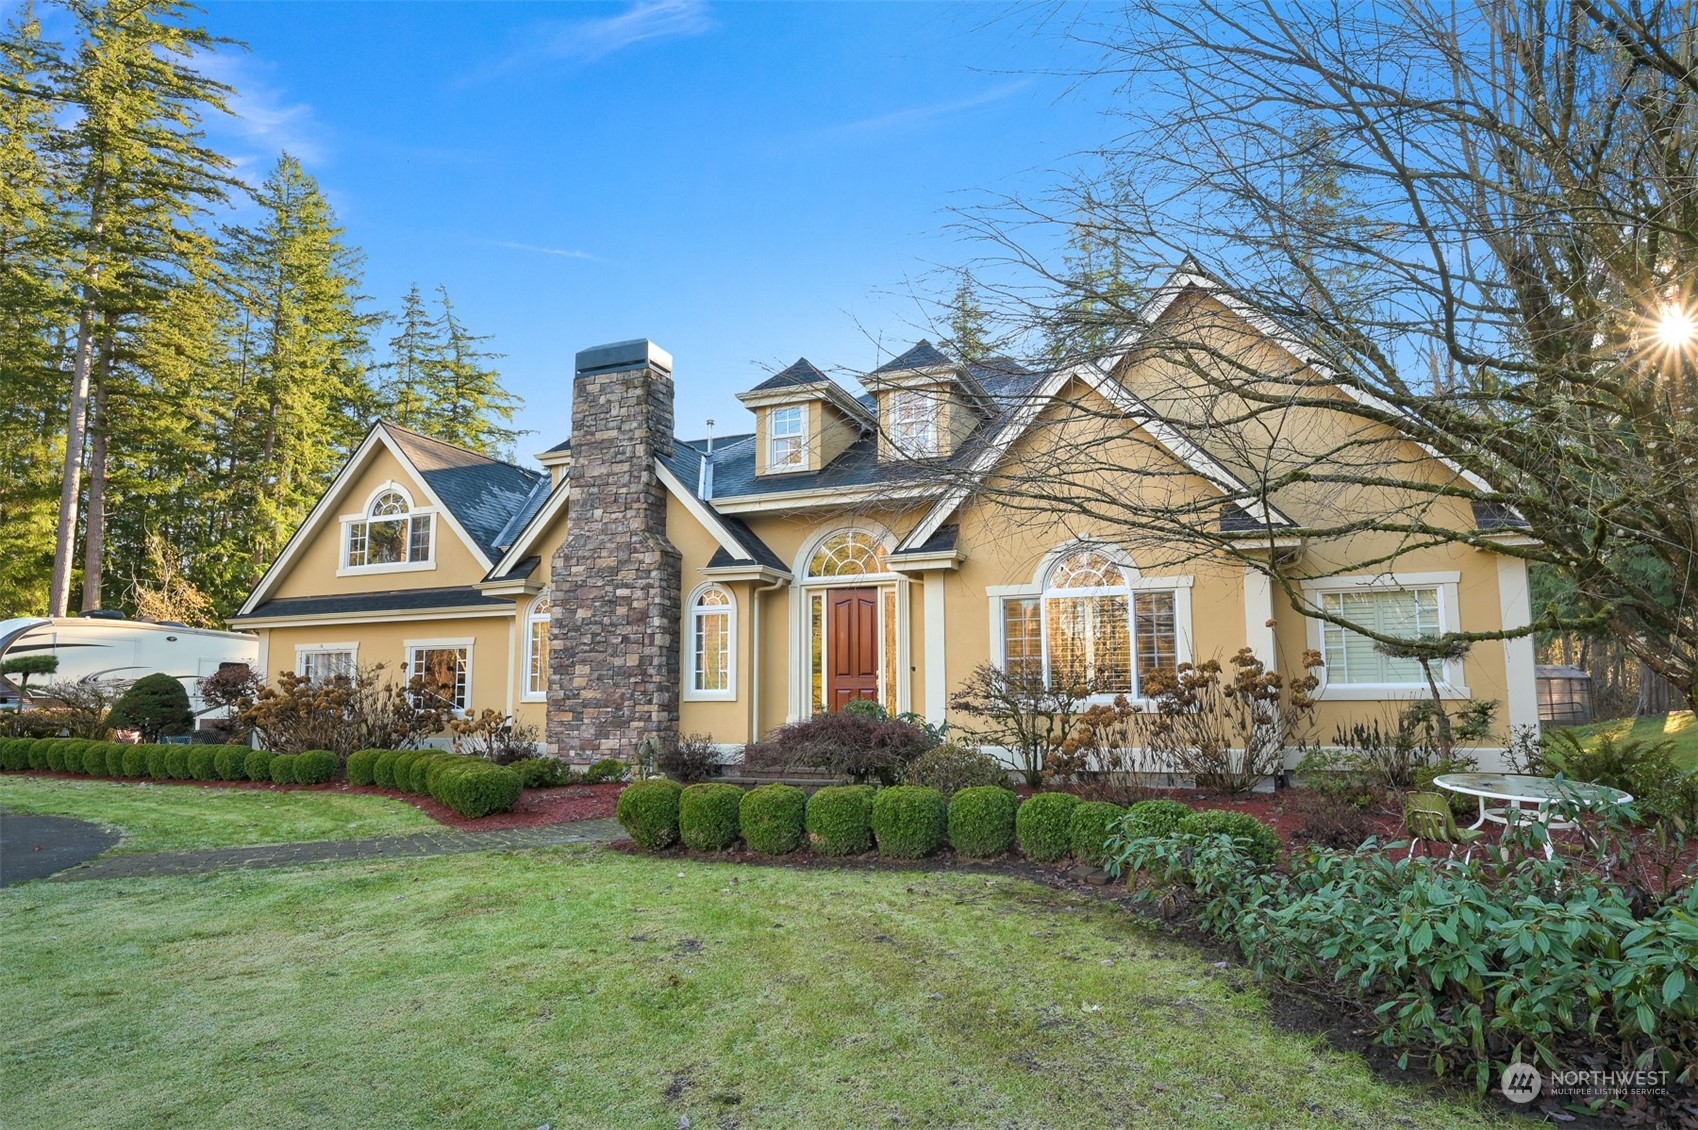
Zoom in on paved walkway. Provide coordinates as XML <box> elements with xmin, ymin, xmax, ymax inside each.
<box><xmin>38</xmin><ymin>817</ymin><xmax>623</xmax><ymax>883</ymax></box>
<box><xmin>1</xmin><ymin>813</ymin><xmax>121</xmax><ymax>886</ymax></box>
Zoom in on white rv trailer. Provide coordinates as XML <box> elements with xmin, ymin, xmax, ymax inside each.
<box><xmin>0</xmin><ymin>615</ymin><xmax>259</xmax><ymax>719</ymax></box>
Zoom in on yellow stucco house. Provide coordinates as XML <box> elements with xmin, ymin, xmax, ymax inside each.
<box><xmin>231</xmin><ymin>267</ymin><xmax>1539</xmax><ymax>771</ymax></box>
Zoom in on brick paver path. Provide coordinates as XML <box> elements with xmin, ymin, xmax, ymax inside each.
<box><xmin>47</xmin><ymin>818</ymin><xmax>623</xmax><ymax>882</ymax></box>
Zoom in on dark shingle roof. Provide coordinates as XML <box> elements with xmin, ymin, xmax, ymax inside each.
<box><xmin>748</xmin><ymin>357</ymin><xmax>829</xmax><ymax>393</ymax></box>
<box><xmin>491</xmin><ymin>476</ymin><xmax>555</xmax><ymax>551</ymax></box>
<box><xmin>238</xmin><ymin>586</ymin><xmax>511</xmax><ymax>621</ymax></box>
<box><xmin>871</xmin><ymin>340</ymin><xmax>954</xmax><ymax>374</ymax></box>
<box><xmin>890</xmin><ymin>524</ymin><xmax>959</xmax><ymax>557</ymax></box>
<box><xmin>658</xmin><ymin>443</ymin><xmax>787</xmax><ymax>571</ymax></box>
<box><xmin>382</xmin><ymin>423</ymin><xmax>546</xmax><ymax>561</ymax></box>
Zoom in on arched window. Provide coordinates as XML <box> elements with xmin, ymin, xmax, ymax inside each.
<box><xmin>806</xmin><ymin>531</ymin><xmax>888</xmax><ymax>579</ymax></box>
<box><xmin>524</xmin><ymin>598</ymin><xmax>551</xmax><ymax>699</ymax></box>
<box><xmin>1000</xmin><ymin>546</ymin><xmax>1178</xmax><ymax>696</ymax></box>
<box><xmin>687</xmin><ymin>586</ymin><xmax>735</xmax><ymax>698</ymax></box>
<box><xmin>346</xmin><ymin>486</ymin><xmax>432</xmax><ymax>568</ymax></box>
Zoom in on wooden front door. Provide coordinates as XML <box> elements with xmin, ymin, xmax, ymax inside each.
<box><xmin>827</xmin><ymin>587</ymin><xmax>880</xmax><ymax>711</ymax></box>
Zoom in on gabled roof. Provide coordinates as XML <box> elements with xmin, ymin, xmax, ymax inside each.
<box><xmin>380</xmin><ymin>424</ymin><xmax>546</xmax><ymax>560</ymax></box>
<box><xmin>748</xmin><ymin>357</ymin><xmax>829</xmax><ymax>393</ymax></box>
<box><xmin>237</xmin><ymin>422</ymin><xmax>542</xmax><ymax>618</ymax></box>
<box><xmin>870</xmin><ymin>340</ymin><xmax>954</xmax><ymax>375</ymax></box>
<box><xmin>239</xmin><ymin>585</ymin><xmax>512</xmax><ymax>623</ymax></box>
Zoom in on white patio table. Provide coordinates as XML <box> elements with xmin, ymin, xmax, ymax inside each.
<box><xmin>1430</xmin><ymin>772</ymin><xmax>1633</xmax><ymax>858</ymax></box>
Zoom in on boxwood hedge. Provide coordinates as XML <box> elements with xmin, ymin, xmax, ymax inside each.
<box><xmin>1123</xmin><ymin>798</ymin><xmax>1195</xmax><ymax>840</ymax></box>
<box><xmin>947</xmin><ymin>785</ymin><xmax>1018</xmax><ymax>858</ymax></box>
<box><xmin>147</xmin><ymin>745</ymin><xmax>173</xmax><ymax>779</ymax></box>
<box><xmin>1015</xmin><ymin>792</ymin><xmax>1080</xmax><ymax>863</ymax></box>
<box><xmin>430</xmin><ymin>760</ymin><xmax>522</xmax><ymax>818</ymax></box>
<box><xmin>871</xmin><ymin>786</ymin><xmax>947</xmax><ymax>859</ymax></box>
<box><xmin>0</xmin><ymin>738</ymin><xmax>29</xmax><ymax>771</ymax></box>
<box><xmin>346</xmin><ymin>749</ymin><xmax>384</xmax><ymax>786</ymax></box>
<box><xmin>805</xmin><ymin>785</ymin><xmax>874</xmax><ymax>856</ymax></box>
<box><xmin>617</xmin><ymin>778</ymin><xmax>683</xmax><ymax>850</ymax></box>
<box><xmin>188</xmin><ymin>746</ymin><xmax>220</xmax><ymax>781</ymax></box>
<box><xmin>243</xmin><ymin>749</ymin><xmax>275</xmax><ymax>782</ymax></box>
<box><xmin>83</xmin><ymin>743</ymin><xmax>114</xmax><ymax>775</ymax></box>
<box><xmin>164</xmin><ymin>747</ymin><xmax>191</xmax><ymax>780</ymax></box>
<box><xmin>1070</xmin><ymin>801</ymin><xmax>1127</xmax><ymax>867</ymax></box>
<box><xmin>739</xmin><ymin>783</ymin><xmax>806</xmax><ymax>855</ymax></box>
<box><xmin>294</xmin><ymin>749</ymin><xmax>340</xmax><ymax>786</ymax></box>
<box><xmin>212</xmin><ymin>745</ymin><xmax>249</xmax><ymax>781</ymax></box>
<box><xmin>679</xmin><ymin>782</ymin><xmax>744</xmax><ymax>851</ymax></box>
<box><xmin>372</xmin><ymin>750</ymin><xmax>403</xmax><ymax>790</ymax></box>
<box><xmin>1174</xmin><ymin>808</ymin><xmax>1281</xmax><ymax>867</ymax></box>
<box><xmin>269</xmin><ymin>753</ymin><xmax>298</xmax><ymax>785</ymax></box>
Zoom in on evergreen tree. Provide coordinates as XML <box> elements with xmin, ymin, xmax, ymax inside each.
<box><xmin>221</xmin><ymin>151</ymin><xmax>375</xmax><ymax>572</ymax></box>
<box><xmin>376</xmin><ymin>282</ymin><xmax>435</xmax><ymax>432</ymax></box>
<box><xmin>941</xmin><ymin>270</ymin><xmax>991</xmax><ymax>364</ymax></box>
<box><xmin>428</xmin><ymin>285</ymin><xmax>518</xmax><ymax>456</ymax></box>
<box><xmin>46</xmin><ymin>0</ymin><xmax>235</xmax><ymax>616</ymax></box>
<box><xmin>1044</xmin><ymin>221</ymin><xmax>1139</xmax><ymax>361</ymax></box>
<box><xmin>0</xmin><ymin>4</ymin><xmax>69</xmax><ymax>614</ymax></box>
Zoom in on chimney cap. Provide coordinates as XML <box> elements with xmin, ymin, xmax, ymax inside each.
<box><xmin>576</xmin><ymin>339</ymin><xmax>673</xmax><ymax>376</ymax></box>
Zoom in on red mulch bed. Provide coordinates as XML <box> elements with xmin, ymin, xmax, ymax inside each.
<box><xmin>10</xmin><ymin>770</ymin><xmax>623</xmax><ymax>832</ymax></box>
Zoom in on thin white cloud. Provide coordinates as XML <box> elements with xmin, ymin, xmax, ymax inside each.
<box><xmin>825</xmin><ymin>80</ymin><xmax>1032</xmax><ymax>139</ymax></box>
<box><xmin>197</xmin><ymin>50</ymin><xmax>327</xmax><ymax>168</ymax></box>
<box><xmin>465</xmin><ymin>0</ymin><xmax>714</xmax><ymax>84</ymax></box>
<box><xmin>487</xmin><ymin>240</ymin><xmax>598</xmax><ymax>261</ymax></box>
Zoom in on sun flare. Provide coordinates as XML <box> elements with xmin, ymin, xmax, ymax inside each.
<box><xmin>1654</xmin><ymin>304</ymin><xmax>1697</xmax><ymax>350</ymax></box>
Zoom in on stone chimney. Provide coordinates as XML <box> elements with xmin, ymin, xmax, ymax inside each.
<box><xmin>548</xmin><ymin>339</ymin><xmax>681</xmax><ymax>762</ymax></box>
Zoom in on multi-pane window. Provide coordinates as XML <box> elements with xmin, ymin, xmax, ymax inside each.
<box><xmin>768</xmin><ymin>406</ymin><xmax>806</xmax><ymax>470</ymax></box>
<box><xmin>525</xmin><ymin>599</ymin><xmax>551</xmax><ymax>698</ymax></box>
<box><xmin>347</xmin><ymin>490</ymin><xmax>431</xmax><ymax>568</ymax></box>
<box><xmin>1319</xmin><ymin>588</ymin><xmax>1440</xmax><ymax>684</ymax></box>
<box><xmin>409</xmin><ymin>646</ymin><xmax>468</xmax><ymax>712</ymax></box>
<box><xmin>1000</xmin><ymin>548</ymin><xmax>1180</xmax><ymax>696</ymax></box>
<box><xmin>806</xmin><ymin>531</ymin><xmax>887</xmax><ymax>578</ymax></box>
<box><xmin>690</xmin><ymin>587</ymin><xmax>733</xmax><ymax>696</ymax></box>
<box><xmin>298</xmin><ymin>649</ymin><xmax>354</xmax><ymax>683</ymax></box>
<box><xmin>890</xmin><ymin>389</ymin><xmax>939</xmax><ymax>457</ymax></box>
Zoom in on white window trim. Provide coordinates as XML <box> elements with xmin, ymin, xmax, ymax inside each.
<box><xmin>684</xmin><ymin>583</ymin><xmax>737</xmax><ymax>702</ymax></box>
<box><xmin>337</xmin><ymin>481</ymin><xmax>439</xmax><ymax>577</ymax></box>
<box><xmin>890</xmin><ymin>389</ymin><xmax>940</xmax><ymax>458</ymax></box>
<box><xmin>295</xmin><ymin>642</ymin><xmax>359</xmax><ymax>679</ymax></box>
<box><xmin>768</xmin><ymin>406</ymin><xmax>808</xmax><ymax>472</ymax></box>
<box><xmin>1300</xmin><ymin>573</ymin><xmax>1472</xmax><ymax>700</ymax></box>
<box><xmin>987</xmin><ymin>572</ymin><xmax>1194</xmax><ymax>707</ymax></box>
<box><xmin>521</xmin><ymin>598</ymin><xmax>550</xmax><ymax>703</ymax></box>
<box><xmin>404</xmin><ymin>637</ymin><xmax>474</xmax><ymax>714</ymax></box>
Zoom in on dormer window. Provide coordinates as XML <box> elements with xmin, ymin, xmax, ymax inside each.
<box><xmin>769</xmin><ymin>406</ymin><xmax>806</xmax><ymax>471</ymax></box>
<box><xmin>890</xmin><ymin>389</ymin><xmax>939</xmax><ymax>458</ymax></box>
<box><xmin>342</xmin><ymin>486</ymin><xmax>434</xmax><ymax>572</ymax></box>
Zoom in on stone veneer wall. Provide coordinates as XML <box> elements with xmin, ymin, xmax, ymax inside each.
<box><xmin>547</xmin><ymin>345</ymin><xmax>682</xmax><ymax>761</ymax></box>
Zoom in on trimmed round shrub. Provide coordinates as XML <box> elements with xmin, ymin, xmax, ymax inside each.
<box><xmin>947</xmin><ymin>785</ymin><xmax>1018</xmax><ymax>858</ymax></box>
<box><xmin>739</xmin><ymin>783</ymin><xmax>806</xmax><ymax>855</ymax></box>
<box><xmin>106</xmin><ymin>673</ymin><xmax>193</xmax><ymax>741</ymax></box>
<box><xmin>30</xmin><ymin>739</ymin><xmax>56</xmax><ymax>771</ymax></box>
<box><xmin>269</xmin><ymin>753</ymin><xmax>299</xmax><ymax>785</ymax></box>
<box><xmin>806</xmin><ymin>785</ymin><xmax>875</xmax><ymax>856</ymax></box>
<box><xmin>907</xmin><ymin>744</ymin><xmax>1011</xmax><ymax>798</ymax></box>
<box><xmin>424</xmin><ymin>754</ymin><xmax>474</xmax><ymax>795</ymax></box>
<box><xmin>871</xmin><ymin>786</ymin><xmax>947</xmax><ymax>859</ymax></box>
<box><xmin>1016</xmin><ymin>792</ymin><xmax>1080</xmax><ymax>862</ymax></box>
<box><xmin>294</xmin><ymin>749</ymin><xmax>340</xmax><ymax>786</ymax></box>
<box><xmin>165</xmin><ymin>746</ymin><xmax>192</xmax><ymax>780</ymax></box>
<box><xmin>346</xmin><ymin>749</ymin><xmax>384</xmax><ymax>786</ymax></box>
<box><xmin>213</xmin><ymin>745</ymin><xmax>250</xmax><ymax>781</ymax></box>
<box><xmin>389</xmin><ymin>751</ymin><xmax>426</xmax><ymax>792</ymax></box>
<box><xmin>430</xmin><ymin>760</ymin><xmax>522</xmax><ymax>819</ymax></box>
<box><xmin>57</xmin><ymin>739</ymin><xmax>92</xmax><ymax>773</ymax></box>
<box><xmin>514</xmin><ymin>756</ymin><xmax>575</xmax><ymax>789</ymax></box>
<box><xmin>406</xmin><ymin>752</ymin><xmax>453</xmax><ymax>795</ymax></box>
<box><xmin>372</xmin><ymin>750</ymin><xmax>403</xmax><ymax>790</ymax></box>
<box><xmin>145</xmin><ymin>745</ymin><xmax>172</xmax><ymax>779</ymax></box>
<box><xmin>1070</xmin><ymin>801</ymin><xmax>1127</xmax><ymax>867</ymax></box>
<box><xmin>83</xmin><ymin>742</ymin><xmax>115</xmax><ymax>775</ymax></box>
<box><xmin>0</xmin><ymin>738</ymin><xmax>30</xmax><ymax>771</ymax></box>
<box><xmin>122</xmin><ymin>744</ymin><xmax>149</xmax><ymax>777</ymax></box>
<box><xmin>188</xmin><ymin>746</ymin><xmax>220</xmax><ymax>781</ymax></box>
<box><xmin>1175</xmin><ymin>808</ymin><xmax>1282</xmax><ymax>867</ymax></box>
<box><xmin>104</xmin><ymin>743</ymin><xmax>130</xmax><ymax>777</ymax></box>
<box><xmin>1123</xmin><ymin>798</ymin><xmax>1195</xmax><ymax>840</ymax></box>
<box><xmin>617</xmin><ymin>778</ymin><xmax>684</xmax><ymax>850</ymax></box>
<box><xmin>243</xmin><ymin>749</ymin><xmax>275</xmax><ymax>783</ymax></box>
<box><xmin>679</xmin><ymin>783</ymin><xmax>744</xmax><ymax>851</ymax></box>
<box><xmin>585</xmin><ymin>757</ymin><xmax>630</xmax><ymax>784</ymax></box>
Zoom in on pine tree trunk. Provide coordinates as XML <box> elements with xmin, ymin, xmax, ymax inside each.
<box><xmin>48</xmin><ymin>288</ymin><xmax>98</xmax><ymax>617</ymax></box>
<box><xmin>79</xmin><ymin>317</ymin><xmax>115</xmax><ymax>611</ymax></box>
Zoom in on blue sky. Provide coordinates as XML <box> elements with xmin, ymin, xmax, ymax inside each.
<box><xmin>183</xmin><ymin>1</ymin><xmax>1110</xmax><ymax>457</ymax></box>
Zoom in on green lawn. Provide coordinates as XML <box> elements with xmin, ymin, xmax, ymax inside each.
<box><xmin>0</xmin><ymin>776</ymin><xmax>438</xmax><ymax>854</ymax></box>
<box><xmin>1563</xmin><ymin>710</ymin><xmax>1698</xmax><ymax>771</ymax></box>
<box><xmin>0</xmin><ymin>848</ymin><xmax>1495</xmax><ymax>1129</ymax></box>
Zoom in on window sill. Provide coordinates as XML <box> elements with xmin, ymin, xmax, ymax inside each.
<box><xmin>338</xmin><ymin>560</ymin><xmax>436</xmax><ymax>577</ymax></box>
<box><xmin>683</xmin><ymin>690</ymin><xmax>737</xmax><ymax>703</ymax></box>
<box><xmin>1315</xmin><ymin>683</ymin><xmax>1471</xmax><ymax>701</ymax></box>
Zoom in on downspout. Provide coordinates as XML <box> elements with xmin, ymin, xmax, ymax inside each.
<box><xmin>750</xmin><ymin>576</ymin><xmax>786</xmax><ymax>747</ymax></box>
